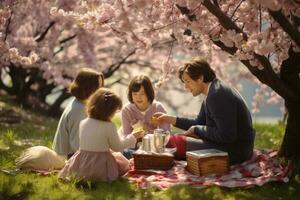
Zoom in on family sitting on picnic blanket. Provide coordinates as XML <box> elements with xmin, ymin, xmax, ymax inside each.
<box><xmin>15</xmin><ymin>57</ymin><xmax>290</xmax><ymax>188</ymax></box>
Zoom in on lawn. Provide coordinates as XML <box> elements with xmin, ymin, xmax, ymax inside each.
<box><xmin>1</xmin><ymin>94</ymin><xmax>300</xmax><ymax>200</ymax></box>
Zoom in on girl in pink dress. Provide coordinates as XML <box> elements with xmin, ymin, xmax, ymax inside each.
<box><xmin>58</xmin><ymin>88</ymin><xmax>143</xmax><ymax>182</ymax></box>
<box><xmin>119</xmin><ymin>75</ymin><xmax>170</xmax><ymax>158</ymax></box>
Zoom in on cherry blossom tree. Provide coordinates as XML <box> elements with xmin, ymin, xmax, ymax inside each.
<box><xmin>51</xmin><ymin>0</ymin><xmax>299</xmax><ymax>161</ymax></box>
<box><xmin>159</xmin><ymin>0</ymin><xmax>299</xmax><ymax>161</ymax></box>
<box><xmin>170</xmin><ymin>0</ymin><xmax>300</xmax><ymax>161</ymax></box>
<box><xmin>1</xmin><ymin>0</ymin><xmax>299</xmax><ymax>162</ymax></box>
<box><xmin>0</xmin><ymin>0</ymin><xmax>184</xmax><ymax>116</ymax></box>
<box><xmin>0</xmin><ymin>0</ymin><xmax>242</xmax><ymax>116</ymax></box>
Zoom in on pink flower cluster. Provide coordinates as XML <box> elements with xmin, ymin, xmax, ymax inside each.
<box><xmin>4</xmin><ymin>0</ymin><xmax>298</xmax><ymax>113</ymax></box>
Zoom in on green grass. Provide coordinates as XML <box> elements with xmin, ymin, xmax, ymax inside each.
<box><xmin>1</xmin><ymin>94</ymin><xmax>300</xmax><ymax>200</ymax></box>
<box><xmin>253</xmin><ymin>122</ymin><xmax>285</xmax><ymax>150</ymax></box>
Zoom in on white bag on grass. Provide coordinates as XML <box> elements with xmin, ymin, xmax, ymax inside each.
<box><xmin>15</xmin><ymin>146</ymin><xmax>66</xmax><ymax>171</ymax></box>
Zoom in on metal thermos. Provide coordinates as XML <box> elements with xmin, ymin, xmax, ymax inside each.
<box><xmin>141</xmin><ymin>135</ymin><xmax>151</xmax><ymax>152</ymax></box>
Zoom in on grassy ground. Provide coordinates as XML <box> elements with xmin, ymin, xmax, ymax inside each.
<box><xmin>1</xmin><ymin>94</ymin><xmax>300</xmax><ymax>200</ymax></box>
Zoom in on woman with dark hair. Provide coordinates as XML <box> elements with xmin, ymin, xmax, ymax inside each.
<box><xmin>120</xmin><ymin>75</ymin><xmax>170</xmax><ymax>158</ymax></box>
<box><xmin>52</xmin><ymin>68</ymin><xmax>104</xmax><ymax>158</ymax></box>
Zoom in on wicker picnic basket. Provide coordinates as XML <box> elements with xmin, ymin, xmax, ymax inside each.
<box><xmin>132</xmin><ymin>152</ymin><xmax>174</xmax><ymax>170</ymax></box>
<box><xmin>186</xmin><ymin>149</ymin><xmax>229</xmax><ymax>176</ymax></box>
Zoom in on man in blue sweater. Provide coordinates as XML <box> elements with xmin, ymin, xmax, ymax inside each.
<box><xmin>155</xmin><ymin>57</ymin><xmax>255</xmax><ymax>165</ymax></box>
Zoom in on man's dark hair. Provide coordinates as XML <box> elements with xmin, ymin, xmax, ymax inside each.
<box><xmin>127</xmin><ymin>75</ymin><xmax>155</xmax><ymax>104</ymax></box>
<box><xmin>178</xmin><ymin>57</ymin><xmax>216</xmax><ymax>83</ymax></box>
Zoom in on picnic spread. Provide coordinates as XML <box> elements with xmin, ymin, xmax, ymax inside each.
<box><xmin>125</xmin><ymin>149</ymin><xmax>292</xmax><ymax>189</ymax></box>
<box><xmin>9</xmin><ymin>134</ymin><xmax>292</xmax><ymax>190</ymax></box>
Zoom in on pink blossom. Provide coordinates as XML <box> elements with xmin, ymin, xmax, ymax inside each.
<box><xmin>235</xmin><ymin>50</ymin><xmax>248</xmax><ymax>60</ymax></box>
<box><xmin>0</xmin><ymin>0</ymin><xmax>291</xmax><ymax>115</ymax></box>
<box><xmin>163</xmin><ymin>0</ymin><xmax>173</xmax><ymax>6</ymax></box>
<box><xmin>254</xmin><ymin>42</ymin><xmax>275</xmax><ymax>55</ymax></box>
<box><xmin>8</xmin><ymin>48</ymin><xmax>19</xmax><ymax>57</ymax></box>
<box><xmin>50</xmin><ymin>7</ymin><xmax>58</xmax><ymax>15</ymax></box>
<box><xmin>134</xmin><ymin>0</ymin><xmax>148</xmax><ymax>9</ymax></box>
<box><xmin>252</xmin><ymin>0</ymin><xmax>281</xmax><ymax>11</ymax></box>
<box><xmin>267</xmin><ymin>91</ymin><xmax>281</xmax><ymax>104</ymax></box>
<box><xmin>20</xmin><ymin>57</ymin><xmax>31</xmax><ymax>65</ymax></box>
<box><xmin>29</xmin><ymin>52</ymin><xmax>39</xmax><ymax>63</ymax></box>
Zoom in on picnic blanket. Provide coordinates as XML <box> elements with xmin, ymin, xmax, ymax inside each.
<box><xmin>125</xmin><ymin>150</ymin><xmax>292</xmax><ymax>189</ymax></box>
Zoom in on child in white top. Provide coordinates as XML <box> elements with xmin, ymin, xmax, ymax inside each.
<box><xmin>58</xmin><ymin>88</ymin><xmax>143</xmax><ymax>182</ymax></box>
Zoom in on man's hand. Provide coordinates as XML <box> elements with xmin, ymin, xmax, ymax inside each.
<box><xmin>153</xmin><ymin>112</ymin><xmax>176</xmax><ymax>125</ymax></box>
<box><xmin>184</xmin><ymin>126</ymin><xmax>199</xmax><ymax>139</ymax></box>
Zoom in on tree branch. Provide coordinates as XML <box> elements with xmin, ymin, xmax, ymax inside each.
<box><xmin>212</xmin><ymin>0</ymin><xmax>219</xmax><ymax>8</ymax></box>
<box><xmin>259</xmin><ymin>5</ymin><xmax>262</xmax><ymax>32</ymax></box>
<box><xmin>175</xmin><ymin>5</ymin><xmax>196</xmax><ymax>21</ymax></box>
<box><xmin>230</xmin><ymin>0</ymin><xmax>245</xmax><ymax>19</ymax></box>
<box><xmin>4</xmin><ymin>12</ymin><xmax>12</xmax><ymax>41</ymax></box>
<box><xmin>268</xmin><ymin>9</ymin><xmax>300</xmax><ymax>47</ymax></box>
<box><xmin>59</xmin><ymin>34</ymin><xmax>77</xmax><ymax>44</ymax></box>
<box><xmin>103</xmin><ymin>49</ymin><xmax>136</xmax><ymax>78</ymax></box>
<box><xmin>35</xmin><ymin>21</ymin><xmax>56</xmax><ymax>42</ymax></box>
<box><xmin>47</xmin><ymin>88</ymin><xmax>71</xmax><ymax>117</ymax></box>
<box><xmin>202</xmin><ymin>0</ymin><xmax>245</xmax><ymax>37</ymax></box>
<box><xmin>53</xmin><ymin>46</ymin><xmax>63</xmax><ymax>56</ymax></box>
<box><xmin>204</xmin><ymin>0</ymin><xmax>296</xmax><ymax>100</ymax></box>
<box><xmin>212</xmin><ymin>40</ymin><xmax>265</xmax><ymax>81</ymax></box>
<box><xmin>176</xmin><ymin>0</ymin><xmax>296</xmax><ymax>100</ymax></box>
<box><xmin>53</xmin><ymin>34</ymin><xmax>77</xmax><ymax>56</ymax></box>
<box><xmin>105</xmin><ymin>78</ymin><xmax>123</xmax><ymax>87</ymax></box>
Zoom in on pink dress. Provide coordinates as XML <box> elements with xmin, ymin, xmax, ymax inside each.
<box><xmin>58</xmin><ymin>118</ymin><xmax>136</xmax><ymax>182</ymax></box>
<box><xmin>58</xmin><ymin>151</ymin><xmax>129</xmax><ymax>182</ymax></box>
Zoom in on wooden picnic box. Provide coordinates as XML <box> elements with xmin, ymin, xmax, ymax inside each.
<box><xmin>186</xmin><ymin>149</ymin><xmax>229</xmax><ymax>176</ymax></box>
<box><xmin>132</xmin><ymin>152</ymin><xmax>174</xmax><ymax>170</ymax></box>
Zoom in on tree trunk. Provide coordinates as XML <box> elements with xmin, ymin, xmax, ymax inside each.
<box><xmin>279</xmin><ymin>49</ymin><xmax>300</xmax><ymax>169</ymax></box>
<box><xmin>280</xmin><ymin>101</ymin><xmax>300</xmax><ymax>159</ymax></box>
<box><xmin>47</xmin><ymin>89</ymin><xmax>71</xmax><ymax>117</ymax></box>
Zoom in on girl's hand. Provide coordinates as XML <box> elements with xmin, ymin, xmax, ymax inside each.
<box><xmin>143</xmin><ymin>124</ymin><xmax>150</xmax><ymax>132</ymax></box>
<box><xmin>132</xmin><ymin>130</ymin><xmax>144</xmax><ymax>139</ymax></box>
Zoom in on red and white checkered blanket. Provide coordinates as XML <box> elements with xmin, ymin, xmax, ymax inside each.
<box><xmin>125</xmin><ymin>150</ymin><xmax>292</xmax><ymax>189</ymax></box>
